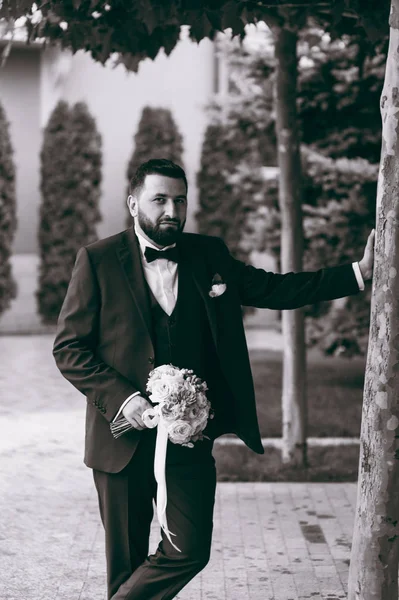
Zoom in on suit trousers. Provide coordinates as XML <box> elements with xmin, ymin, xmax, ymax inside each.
<box><xmin>92</xmin><ymin>427</ymin><xmax>217</xmax><ymax>600</ymax></box>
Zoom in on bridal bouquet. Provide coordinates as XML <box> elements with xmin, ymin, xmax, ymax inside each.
<box><xmin>112</xmin><ymin>364</ymin><xmax>213</xmax><ymax>551</ymax></box>
<box><xmin>142</xmin><ymin>364</ymin><xmax>213</xmax><ymax>445</ymax></box>
<box><xmin>110</xmin><ymin>365</ymin><xmax>213</xmax><ymax>444</ymax></box>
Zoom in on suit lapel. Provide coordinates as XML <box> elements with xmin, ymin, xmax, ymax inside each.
<box><xmin>178</xmin><ymin>237</ymin><xmax>219</xmax><ymax>349</ymax></box>
<box><xmin>116</xmin><ymin>226</ymin><xmax>152</xmax><ymax>339</ymax></box>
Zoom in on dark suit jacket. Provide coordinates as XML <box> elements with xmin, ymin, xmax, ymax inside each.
<box><xmin>53</xmin><ymin>226</ymin><xmax>360</xmax><ymax>473</ymax></box>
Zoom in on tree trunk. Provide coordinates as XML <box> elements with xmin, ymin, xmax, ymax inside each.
<box><xmin>272</xmin><ymin>23</ymin><xmax>308</xmax><ymax>467</ymax></box>
<box><xmin>348</xmin><ymin>2</ymin><xmax>399</xmax><ymax>598</ymax></box>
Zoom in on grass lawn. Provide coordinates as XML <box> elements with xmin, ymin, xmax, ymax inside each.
<box><xmin>214</xmin><ymin>444</ymin><xmax>360</xmax><ymax>482</ymax></box>
<box><xmin>214</xmin><ymin>348</ymin><xmax>366</xmax><ymax>482</ymax></box>
<box><xmin>251</xmin><ymin>348</ymin><xmax>365</xmax><ymax>438</ymax></box>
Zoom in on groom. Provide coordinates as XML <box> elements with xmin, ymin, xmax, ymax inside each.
<box><xmin>53</xmin><ymin>158</ymin><xmax>374</xmax><ymax>600</ymax></box>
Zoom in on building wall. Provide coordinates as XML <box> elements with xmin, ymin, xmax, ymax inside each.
<box><xmin>0</xmin><ymin>35</ymin><xmax>214</xmax><ymax>253</ymax></box>
<box><xmin>41</xmin><ymin>34</ymin><xmax>215</xmax><ymax>241</ymax></box>
<box><xmin>0</xmin><ymin>47</ymin><xmax>41</xmax><ymax>253</ymax></box>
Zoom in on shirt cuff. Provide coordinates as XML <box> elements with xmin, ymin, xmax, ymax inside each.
<box><xmin>112</xmin><ymin>391</ymin><xmax>141</xmax><ymax>423</ymax></box>
<box><xmin>352</xmin><ymin>262</ymin><xmax>365</xmax><ymax>291</ymax></box>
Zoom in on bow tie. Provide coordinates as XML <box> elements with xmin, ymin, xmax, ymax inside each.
<box><xmin>144</xmin><ymin>246</ymin><xmax>179</xmax><ymax>264</ymax></box>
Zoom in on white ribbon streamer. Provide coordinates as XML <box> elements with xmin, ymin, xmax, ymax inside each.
<box><xmin>142</xmin><ymin>407</ymin><xmax>181</xmax><ymax>552</ymax></box>
<box><xmin>154</xmin><ymin>419</ymin><xmax>181</xmax><ymax>552</ymax></box>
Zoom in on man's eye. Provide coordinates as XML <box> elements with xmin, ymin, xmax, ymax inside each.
<box><xmin>154</xmin><ymin>197</ymin><xmax>165</xmax><ymax>202</ymax></box>
<box><xmin>176</xmin><ymin>198</ymin><xmax>186</xmax><ymax>204</ymax></box>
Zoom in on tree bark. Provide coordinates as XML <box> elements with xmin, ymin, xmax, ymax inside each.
<box><xmin>272</xmin><ymin>23</ymin><xmax>308</xmax><ymax>467</ymax></box>
<box><xmin>348</xmin><ymin>2</ymin><xmax>399</xmax><ymax>598</ymax></box>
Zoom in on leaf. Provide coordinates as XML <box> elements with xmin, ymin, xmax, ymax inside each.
<box><xmin>240</xmin><ymin>6</ymin><xmax>251</xmax><ymax>26</ymax></box>
<box><xmin>144</xmin><ymin>30</ymin><xmax>164</xmax><ymax>59</ymax></box>
<box><xmin>188</xmin><ymin>10</ymin><xmax>213</xmax><ymax>42</ymax></box>
<box><xmin>162</xmin><ymin>26</ymin><xmax>181</xmax><ymax>56</ymax></box>
<box><xmin>142</xmin><ymin>7</ymin><xmax>159</xmax><ymax>35</ymax></box>
<box><xmin>94</xmin><ymin>29</ymin><xmax>112</xmax><ymax>64</ymax></box>
<box><xmin>117</xmin><ymin>52</ymin><xmax>143</xmax><ymax>72</ymax></box>
<box><xmin>205</xmin><ymin>8</ymin><xmax>222</xmax><ymax>31</ymax></box>
<box><xmin>45</xmin><ymin>9</ymin><xmax>62</xmax><ymax>25</ymax></box>
<box><xmin>221</xmin><ymin>0</ymin><xmax>246</xmax><ymax>36</ymax></box>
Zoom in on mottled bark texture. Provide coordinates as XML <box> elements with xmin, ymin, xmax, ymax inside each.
<box><xmin>272</xmin><ymin>24</ymin><xmax>308</xmax><ymax>467</ymax></box>
<box><xmin>348</xmin><ymin>2</ymin><xmax>399</xmax><ymax>598</ymax></box>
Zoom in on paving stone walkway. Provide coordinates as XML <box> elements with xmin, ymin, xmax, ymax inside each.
<box><xmin>0</xmin><ymin>336</ymin><xmax>356</xmax><ymax>600</ymax></box>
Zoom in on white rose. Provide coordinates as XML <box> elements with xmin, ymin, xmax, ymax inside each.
<box><xmin>149</xmin><ymin>379</ymin><xmax>173</xmax><ymax>403</ymax></box>
<box><xmin>148</xmin><ymin>365</ymin><xmax>180</xmax><ymax>388</ymax></box>
<box><xmin>167</xmin><ymin>420</ymin><xmax>193</xmax><ymax>445</ymax></box>
<box><xmin>161</xmin><ymin>373</ymin><xmax>185</xmax><ymax>389</ymax></box>
<box><xmin>187</xmin><ymin>405</ymin><xmax>201</xmax><ymax>420</ymax></box>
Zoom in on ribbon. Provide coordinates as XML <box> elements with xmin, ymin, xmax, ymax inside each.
<box><xmin>142</xmin><ymin>407</ymin><xmax>181</xmax><ymax>552</ymax></box>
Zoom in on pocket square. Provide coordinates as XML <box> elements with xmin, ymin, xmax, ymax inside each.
<box><xmin>209</xmin><ymin>273</ymin><xmax>227</xmax><ymax>298</ymax></box>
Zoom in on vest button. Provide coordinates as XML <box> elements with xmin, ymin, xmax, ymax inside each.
<box><xmin>148</xmin><ymin>356</ymin><xmax>154</xmax><ymax>364</ymax></box>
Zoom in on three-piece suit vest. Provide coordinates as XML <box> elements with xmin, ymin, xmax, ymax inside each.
<box><xmin>145</xmin><ymin>257</ymin><xmax>235</xmax><ymax>441</ymax></box>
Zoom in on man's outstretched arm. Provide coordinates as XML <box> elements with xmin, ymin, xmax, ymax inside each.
<box><xmin>226</xmin><ymin>229</ymin><xmax>375</xmax><ymax>309</ymax></box>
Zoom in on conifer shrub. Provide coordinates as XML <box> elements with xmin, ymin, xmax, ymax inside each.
<box><xmin>0</xmin><ymin>101</ymin><xmax>17</xmax><ymax>316</ymax></box>
<box><xmin>37</xmin><ymin>101</ymin><xmax>102</xmax><ymax>324</ymax></box>
<box><xmin>196</xmin><ymin>122</ymin><xmax>235</xmax><ymax>240</ymax></box>
<box><xmin>125</xmin><ymin>106</ymin><xmax>184</xmax><ymax>225</ymax></box>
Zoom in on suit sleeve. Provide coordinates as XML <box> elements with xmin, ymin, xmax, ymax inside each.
<box><xmin>217</xmin><ymin>240</ymin><xmax>361</xmax><ymax>309</ymax></box>
<box><xmin>53</xmin><ymin>247</ymin><xmax>139</xmax><ymax>422</ymax></box>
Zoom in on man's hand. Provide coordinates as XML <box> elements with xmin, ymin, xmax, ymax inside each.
<box><xmin>358</xmin><ymin>229</ymin><xmax>375</xmax><ymax>281</ymax></box>
<box><xmin>122</xmin><ymin>395</ymin><xmax>153</xmax><ymax>430</ymax></box>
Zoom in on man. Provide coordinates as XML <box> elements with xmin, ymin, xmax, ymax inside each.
<box><xmin>53</xmin><ymin>158</ymin><xmax>374</xmax><ymax>600</ymax></box>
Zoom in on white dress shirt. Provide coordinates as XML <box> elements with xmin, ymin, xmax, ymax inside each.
<box><xmin>135</xmin><ymin>224</ymin><xmax>179</xmax><ymax>315</ymax></box>
<box><xmin>352</xmin><ymin>261</ymin><xmax>365</xmax><ymax>291</ymax></box>
<box><xmin>112</xmin><ymin>229</ymin><xmax>365</xmax><ymax>421</ymax></box>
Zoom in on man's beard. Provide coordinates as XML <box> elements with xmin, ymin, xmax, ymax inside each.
<box><xmin>137</xmin><ymin>210</ymin><xmax>185</xmax><ymax>246</ymax></box>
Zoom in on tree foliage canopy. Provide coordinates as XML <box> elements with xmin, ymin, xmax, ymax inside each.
<box><xmin>197</xmin><ymin>22</ymin><xmax>384</xmax><ymax>249</ymax></box>
<box><xmin>0</xmin><ymin>1</ymin><xmax>390</xmax><ymax>71</ymax></box>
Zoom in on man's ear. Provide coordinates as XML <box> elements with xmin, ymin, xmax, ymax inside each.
<box><xmin>127</xmin><ymin>195</ymin><xmax>138</xmax><ymax>218</ymax></box>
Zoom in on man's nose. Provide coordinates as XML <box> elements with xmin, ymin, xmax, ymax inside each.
<box><xmin>163</xmin><ymin>200</ymin><xmax>177</xmax><ymax>218</ymax></box>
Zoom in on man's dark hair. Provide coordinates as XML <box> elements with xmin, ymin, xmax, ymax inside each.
<box><xmin>129</xmin><ymin>158</ymin><xmax>187</xmax><ymax>196</ymax></box>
